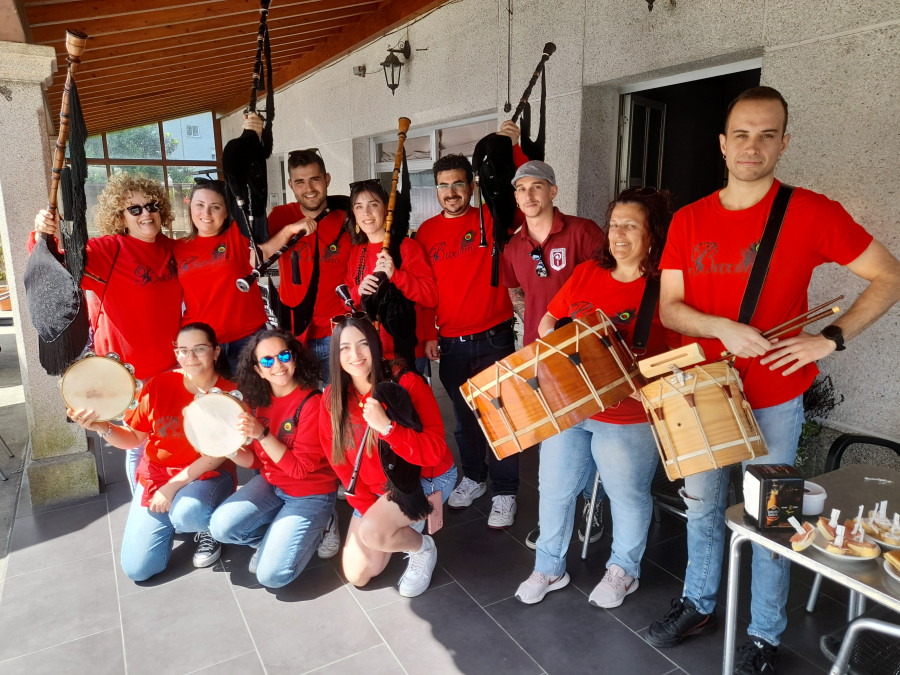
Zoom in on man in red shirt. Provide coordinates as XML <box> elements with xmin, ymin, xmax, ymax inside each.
<box><xmin>647</xmin><ymin>87</ymin><xmax>900</xmax><ymax>675</ymax></box>
<box><xmin>501</xmin><ymin>160</ymin><xmax>607</xmax><ymax>549</ymax></box>
<box><xmin>416</xmin><ymin>123</ymin><xmax>525</xmax><ymax>528</ymax></box>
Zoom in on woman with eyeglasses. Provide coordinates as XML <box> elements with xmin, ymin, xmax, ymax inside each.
<box><xmin>173</xmin><ymin>179</ymin><xmax>269</xmax><ymax>373</ymax></box>
<box><xmin>208</xmin><ymin>329</ymin><xmax>340</xmax><ymax>588</ymax></box>
<box><xmin>67</xmin><ymin>323</ymin><xmax>236</xmax><ymax>581</ymax></box>
<box><xmin>319</xmin><ymin>316</ymin><xmax>456</xmax><ymax>597</ymax></box>
<box><xmin>344</xmin><ymin>179</ymin><xmax>437</xmax><ymax>368</ymax></box>
<box><xmin>515</xmin><ymin>187</ymin><xmax>678</xmax><ymax>610</ymax></box>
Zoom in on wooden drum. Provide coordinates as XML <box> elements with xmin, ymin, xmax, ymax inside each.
<box><xmin>460</xmin><ymin>310</ymin><xmax>642</xmax><ymax>460</ymax></box>
<box><xmin>183</xmin><ymin>389</ymin><xmax>249</xmax><ymax>458</ymax></box>
<box><xmin>59</xmin><ymin>353</ymin><xmax>139</xmax><ymax>421</ymax></box>
<box><xmin>638</xmin><ymin>345</ymin><xmax>768</xmax><ymax>480</ymax></box>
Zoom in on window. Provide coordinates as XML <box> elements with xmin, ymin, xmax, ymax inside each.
<box><xmin>186</xmin><ymin>125</ymin><xmax>201</xmax><ymax>137</ymax></box>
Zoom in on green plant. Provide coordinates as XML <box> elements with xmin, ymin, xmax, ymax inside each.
<box><xmin>0</xmin><ymin>244</ymin><xmax>6</xmax><ymax>282</ymax></box>
<box><xmin>797</xmin><ymin>374</ymin><xmax>844</xmax><ymax>469</ymax></box>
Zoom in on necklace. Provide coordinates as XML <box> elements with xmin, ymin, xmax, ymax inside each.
<box><xmin>354</xmin><ymin>243</ymin><xmax>369</xmax><ymax>285</ymax></box>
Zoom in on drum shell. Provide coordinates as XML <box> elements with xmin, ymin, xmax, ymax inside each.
<box><xmin>641</xmin><ymin>362</ymin><xmax>768</xmax><ymax>481</ymax></box>
<box><xmin>183</xmin><ymin>392</ymin><xmax>249</xmax><ymax>458</ymax></box>
<box><xmin>460</xmin><ymin>310</ymin><xmax>642</xmax><ymax>460</ymax></box>
<box><xmin>59</xmin><ymin>355</ymin><xmax>138</xmax><ymax>422</ymax></box>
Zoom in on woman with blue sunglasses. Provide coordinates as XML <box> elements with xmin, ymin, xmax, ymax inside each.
<box><xmin>209</xmin><ymin>329</ymin><xmax>340</xmax><ymax>588</ymax></box>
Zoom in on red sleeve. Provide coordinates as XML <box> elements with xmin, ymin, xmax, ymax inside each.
<box><xmin>500</xmin><ymin>239</ymin><xmax>522</xmax><ymax>288</ymax></box>
<box><xmin>124</xmin><ymin>376</ymin><xmax>154</xmax><ymax>434</ymax></box>
<box><xmin>270</xmin><ymin>392</ymin><xmax>326</xmax><ymax>480</ymax></box>
<box><xmin>659</xmin><ymin>208</ymin><xmax>687</xmax><ymax>271</ymax></box>
<box><xmin>380</xmin><ymin>372</ymin><xmax>450</xmax><ymax>467</ymax></box>
<box><xmin>267</xmin><ymin>203</ymin><xmax>300</xmax><ymax>238</ymax></box>
<box><xmin>391</xmin><ymin>239</ymin><xmax>438</xmax><ymax>308</ymax></box>
<box><xmin>418</xmin><ymin>305</ymin><xmax>438</xmax><ymax>342</ymax></box>
<box><xmin>512</xmin><ymin>144</ymin><xmax>529</xmax><ymax>167</ymax></box>
<box><xmin>546</xmin><ymin>265</ymin><xmax>582</xmax><ymax>319</ymax></box>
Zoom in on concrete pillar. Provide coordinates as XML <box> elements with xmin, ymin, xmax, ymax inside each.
<box><xmin>0</xmin><ymin>41</ymin><xmax>98</xmax><ymax>506</ymax></box>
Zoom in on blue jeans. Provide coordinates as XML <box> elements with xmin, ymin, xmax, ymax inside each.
<box><xmin>307</xmin><ymin>335</ymin><xmax>331</xmax><ymax>385</ymax></box>
<box><xmin>125</xmin><ymin>443</ymin><xmax>146</xmax><ymax>495</ymax></box>
<box><xmin>120</xmin><ymin>473</ymin><xmax>235</xmax><ymax>582</ymax></box>
<box><xmin>221</xmin><ymin>325</ymin><xmax>265</xmax><ymax>375</ymax></box>
<box><xmin>209</xmin><ymin>475</ymin><xmax>337</xmax><ymax>588</ymax></box>
<box><xmin>681</xmin><ymin>394</ymin><xmax>804</xmax><ymax>646</ymax></box>
<box><xmin>438</xmin><ymin>327</ymin><xmax>518</xmax><ymax>495</ymax></box>
<box><xmin>535</xmin><ymin>418</ymin><xmax>657</xmax><ymax>578</ymax></box>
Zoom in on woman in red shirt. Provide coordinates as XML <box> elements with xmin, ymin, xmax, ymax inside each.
<box><xmin>319</xmin><ymin>316</ymin><xmax>456</xmax><ymax>598</ymax></box>
<box><xmin>344</xmin><ymin>180</ymin><xmax>437</xmax><ymax>367</ymax></box>
<box><xmin>209</xmin><ymin>329</ymin><xmax>339</xmax><ymax>588</ymax></box>
<box><xmin>173</xmin><ymin>180</ymin><xmax>269</xmax><ymax>373</ymax></box>
<box><xmin>67</xmin><ymin>322</ymin><xmax>236</xmax><ymax>582</ymax></box>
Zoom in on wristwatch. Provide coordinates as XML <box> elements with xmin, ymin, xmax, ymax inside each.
<box><xmin>820</xmin><ymin>325</ymin><xmax>845</xmax><ymax>351</ymax></box>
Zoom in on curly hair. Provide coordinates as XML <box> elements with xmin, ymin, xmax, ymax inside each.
<box><xmin>234</xmin><ymin>329</ymin><xmax>320</xmax><ymax>408</ymax></box>
<box><xmin>93</xmin><ymin>172</ymin><xmax>174</xmax><ymax>236</ymax></box>
<box><xmin>344</xmin><ymin>180</ymin><xmax>389</xmax><ymax>246</ymax></box>
<box><xmin>592</xmin><ymin>188</ymin><xmax>674</xmax><ymax>278</ymax></box>
<box><xmin>432</xmin><ymin>153</ymin><xmax>473</xmax><ymax>183</ymax></box>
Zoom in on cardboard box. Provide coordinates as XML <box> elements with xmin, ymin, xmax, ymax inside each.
<box><xmin>743</xmin><ymin>464</ymin><xmax>804</xmax><ymax>529</ymax></box>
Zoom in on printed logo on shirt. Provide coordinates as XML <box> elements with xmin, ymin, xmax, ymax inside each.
<box><xmin>134</xmin><ymin>256</ymin><xmax>178</xmax><ymax>286</ymax></box>
<box><xmin>426</xmin><ymin>231</ymin><xmax>479</xmax><ymax>265</ymax></box>
<box><xmin>689</xmin><ymin>241</ymin><xmax>757</xmax><ymax>277</ymax></box>
<box><xmin>614</xmin><ymin>308</ymin><xmax>637</xmax><ymax>325</ymax></box>
<box><xmin>155</xmin><ymin>415</ymin><xmax>183</xmax><ymax>440</ymax></box>
<box><xmin>567</xmin><ymin>300</ymin><xmax>594</xmax><ymax>319</ymax></box>
<box><xmin>549</xmin><ymin>247</ymin><xmax>567</xmax><ymax>271</ymax></box>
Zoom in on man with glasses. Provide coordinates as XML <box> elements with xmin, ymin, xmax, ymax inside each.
<box><xmin>415</xmin><ymin>122</ymin><xmax>526</xmax><ymax>529</ymax></box>
<box><xmin>500</xmin><ymin>160</ymin><xmax>607</xmax><ymax>549</ymax></box>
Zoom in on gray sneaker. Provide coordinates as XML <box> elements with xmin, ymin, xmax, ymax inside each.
<box><xmin>398</xmin><ymin>535</ymin><xmax>437</xmax><ymax>598</ymax></box>
<box><xmin>589</xmin><ymin>564</ymin><xmax>638</xmax><ymax>608</ymax></box>
<box><xmin>447</xmin><ymin>477</ymin><xmax>486</xmax><ymax>509</ymax></box>
<box><xmin>317</xmin><ymin>513</ymin><xmax>340</xmax><ymax>559</ymax></box>
<box><xmin>192</xmin><ymin>532</ymin><xmax>221</xmax><ymax>568</ymax></box>
<box><xmin>487</xmin><ymin>495</ymin><xmax>517</xmax><ymax>529</ymax></box>
<box><xmin>515</xmin><ymin>570</ymin><xmax>570</xmax><ymax>604</ymax></box>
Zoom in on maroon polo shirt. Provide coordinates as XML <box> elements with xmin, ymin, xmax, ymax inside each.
<box><xmin>501</xmin><ymin>207</ymin><xmax>605</xmax><ymax>343</ymax></box>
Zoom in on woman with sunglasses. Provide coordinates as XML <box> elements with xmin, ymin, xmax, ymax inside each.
<box><xmin>208</xmin><ymin>329</ymin><xmax>340</xmax><ymax>588</ymax></box>
<box><xmin>344</xmin><ymin>180</ymin><xmax>437</xmax><ymax>367</ymax></box>
<box><xmin>515</xmin><ymin>187</ymin><xmax>677</xmax><ymax>610</ymax></box>
<box><xmin>67</xmin><ymin>323</ymin><xmax>236</xmax><ymax>581</ymax></box>
<box><xmin>173</xmin><ymin>179</ymin><xmax>269</xmax><ymax>373</ymax></box>
<box><xmin>319</xmin><ymin>316</ymin><xmax>456</xmax><ymax>597</ymax></box>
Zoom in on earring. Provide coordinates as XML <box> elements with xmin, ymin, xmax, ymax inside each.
<box><xmin>123</xmin><ymin>227</ymin><xmax>129</xmax><ymax>235</ymax></box>
<box><xmin>722</xmin><ymin>154</ymin><xmax>726</xmax><ymax>160</ymax></box>
<box><xmin>355</xmin><ymin>223</ymin><xmax>360</xmax><ymax>235</ymax></box>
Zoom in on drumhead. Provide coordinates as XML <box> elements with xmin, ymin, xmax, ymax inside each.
<box><xmin>60</xmin><ymin>356</ymin><xmax>136</xmax><ymax>422</ymax></box>
<box><xmin>183</xmin><ymin>393</ymin><xmax>247</xmax><ymax>457</ymax></box>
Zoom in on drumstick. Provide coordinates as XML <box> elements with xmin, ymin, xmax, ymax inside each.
<box><xmin>720</xmin><ymin>306</ymin><xmax>840</xmax><ymax>360</ymax></box>
<box><xmin>759</xmin><ymin>296</ymin><xmax>844</xmax><ymax>339</ymax></box>
<box><xmin>344</xmin><ymin>425</ymin><xmax>370</xmax><ymax>498</ymax></box>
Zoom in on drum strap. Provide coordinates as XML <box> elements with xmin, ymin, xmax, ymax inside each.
<box><xmin>632</xmin><ymin>276</ymin><xmax>660</xmax><ymax>352</ymax></box>
<box><xmin>737</xmin><ymin>184</ymin><xmax>794</xmax><ymax>325</ymax></box>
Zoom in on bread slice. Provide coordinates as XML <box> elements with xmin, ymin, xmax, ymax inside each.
<box><xmin>846</xmin><ymin>538</ymin><xmax>879</xmax><ymax>558</ymax></box>
<box><xmin>885</xmin><ymin>549</ymin><xmax>900</xmax><ymax>574</ymax></box>
<box><xmin>790</xmin><ymin>522</ymin><xmax>816</xmax><ymax>552</ymax></box>
<box><xmin>817</xmin><ymin>516</ymin><xmax>836</xmax><ymax>542</ymax></box>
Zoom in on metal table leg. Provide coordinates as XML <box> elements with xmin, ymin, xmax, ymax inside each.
<box><xmin>829</xmin><ymin>617</ymin><xmax>900</xmax><ymax>674</ymax></box>
<box><xmin>723</xmin><ymin>531</ymin><xmax>748</xmax><ymax>675</ymax></box>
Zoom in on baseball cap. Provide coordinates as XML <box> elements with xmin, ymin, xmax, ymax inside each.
<box><xmin>511</xmin><ymin>160</ymin><xmax>556</xmax><ymax>187</ymax></box>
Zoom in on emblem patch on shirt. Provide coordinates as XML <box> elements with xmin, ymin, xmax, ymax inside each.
<box><xmin>549</xmin><ymin>247</ymin><xmax>567</xmax><ymax>271</ymax></box>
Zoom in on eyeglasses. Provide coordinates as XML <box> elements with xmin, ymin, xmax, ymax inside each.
<box><xmin>349</xmin><ymin>178</ymin><xmax>382</xmax><ymax>190</ymax></box>
<box><xmin>436</xmin><ymin>181</ymin><xmax>468</xmax><ymax>192</ymax></box>
<box><xmin>619</xmin><ymin>186</ymin><xmax>659</xmax><ymax>198</ymax></box>
<box><xmin>258</xmin><ymin>349</ymin><xmax>293</xmax><ymax>368</ymax></box>
<box><xmin>122</xmin><ymin>202</ymin><xmax>160</xmax><ymax>217</ymax></box>
<box><xmin>174</xmin><ymin>344</ymin><xmax>211</xmax><ymax>358</ymax></box>
<box><xmin>530</xmin><ymin>247</ymin><xmax>549</xmax><ymax>278</ymax></box>
<box><xmin>331</xmin><ymin>311</ymin><xmax>367</xmax><ymax>329</ymax></box>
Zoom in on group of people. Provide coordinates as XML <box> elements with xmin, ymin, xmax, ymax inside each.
<box><xmin>29</xmin><ymin>85</ymin><xmax>900</xmax><ymax>675</ymax></box>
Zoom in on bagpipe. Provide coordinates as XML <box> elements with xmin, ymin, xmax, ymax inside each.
<box><xmin>471</xmin><ymin>42</ymin><xmax>555</xmax><ymax>287</ymax></box>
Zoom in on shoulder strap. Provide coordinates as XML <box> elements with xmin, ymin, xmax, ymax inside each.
<box><xmin>631</xmin><ymin>275</ymin><xmax>660</xmax><ymax>353</ymax></box>
<box><xmin>291</xmin><ymin>388</ymin><xmax>322</xmax><ymax>426</ymax></box>
<box><xmin>737</xmin><ymin>184</ymin><xmax>794</xmax><ymax>324</ymax></box>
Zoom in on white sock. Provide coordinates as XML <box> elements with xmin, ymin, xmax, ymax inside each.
<box><xmin>409</xmin><ymin>535</ymin><xmax>429</xmax><ymax>555</ymax></box>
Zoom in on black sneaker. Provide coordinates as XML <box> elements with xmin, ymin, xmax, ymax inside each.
<box><xmin>646</xmin><ymin>597</ymin><xmax>718</xmax><ymax>648</ymax></box>
<box><xmin>578</xmin><ymin>498</ymin><xmax>604</xmax><ymax>543</ymax></box>
<box><xmin>734</xmin><ymin>638</ymin><xmax>777</xmax><ymax>674</ymax></box>
<box><xmin>525</xmin><ymin>525</ymin><xmax>540</xmax><ymax>550</ymax></box>
<box><xmin>192</xmin><ymin>532</ymin><xmax>221</xmax><ymax>568</ymax></box>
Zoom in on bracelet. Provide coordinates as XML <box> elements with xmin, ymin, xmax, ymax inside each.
<box><xmin>99</xmin><ymin>422</ymin><xmax>114</xmax><ymax>438</ymax></box>
<box><xmin>382</xmin><ymin>422</ymin><xmax>394</xmax><ymax>436</ymax></box>
<box><xmin>257</xmin><ymin>426</ymin><xmax>270</xmax><ymax>441</ymax></box>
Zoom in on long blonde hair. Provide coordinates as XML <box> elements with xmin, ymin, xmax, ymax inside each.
<box><xmin>93</xmin><ymin>172</ymin><xmax>174</xmax><ymax>236</ymax></box>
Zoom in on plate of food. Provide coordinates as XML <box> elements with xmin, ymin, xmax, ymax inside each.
<box><xmin>865</xmin><ymin>532</ymin><xmax>900</xmax><ymax>551</ymax></box>
<box><xmin>883</xmin><ymin>551</ymin><xmax>900</xmax><ymax>584</ymax></box>
<box><xmin>811</xmin><ymin>530</ymin><xmax>880</xmax><ymax>562</ymax></box>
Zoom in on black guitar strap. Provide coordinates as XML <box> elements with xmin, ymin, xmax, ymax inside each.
<box><xmin>631</xmin><ymin>275</ymin><xmax>660</xmax><ymax>353</ymax></box>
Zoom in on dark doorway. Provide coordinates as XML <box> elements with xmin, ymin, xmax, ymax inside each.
<box><xmin>618</xmin><ymin>68</ymin><xmax>760</xmax><ymax>210</ymax></box>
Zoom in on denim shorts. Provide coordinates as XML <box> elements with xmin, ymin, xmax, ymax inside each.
<box><xmin>351</xmin><ymin>465</ymin><xmax>458</xmax><ymax>519</ymax></box>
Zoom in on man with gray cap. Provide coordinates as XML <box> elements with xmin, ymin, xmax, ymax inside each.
<box><xmin>501</xmin><ymin>160</ymin><xmax>607</xmax><ymax>549</ymax></box>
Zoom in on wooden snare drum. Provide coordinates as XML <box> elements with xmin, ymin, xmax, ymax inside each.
<box><xmin>639</xmin><ymin>344</ymin><xmax>768</xmax><ymax>480</ymax></box>
<box><xmin>183</xmin><ymin>389</ymin><xmax>249</xmax><ymax>458</ymax></box>
<box><xmin>460</xmin><ymin>310</ymin><xmax>642</xmax><ymax>460</ymax></box>
<box><xmin>59</xmin><ymin>353</ymin><xmax>139</xmax><ymax>421</ymax></box>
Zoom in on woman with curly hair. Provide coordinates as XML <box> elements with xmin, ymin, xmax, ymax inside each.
<box><xmin>208</xmin><ymin>329</ymin><xmax>339</xmax><ymax>588</ymax></box>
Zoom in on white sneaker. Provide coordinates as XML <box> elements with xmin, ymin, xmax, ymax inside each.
<box><xmin>317</xmin><ymin>513</ymin><xmax>340</xmax><ymax>559</ymax></box>
<box><xmin>589</xmin><ymin>564</ymin><xmax>639</xmax><ymax>608</ymax></box>
<box><xmin>398</xmin><ymin>534</ymin><xmax>438</xmax><ymax>598</ymax></box>
<box><xmin>248</xmin><ymin>548</ymin><xmax>260</xmax><ymax>575</ymax></box>
<box><xmin>447</xmin><ymin>477</ymin><xmax>486</xmax><ymax>510</ymax></box>
<box><xmin>515</xmin><ymin>569</ymin><xmax>570</xmax><ymax>604</ymax></box>
<box><xmin>487</xmin><ymin>495</ymin><xmax>517</xmax><ymax>529</ymax></box>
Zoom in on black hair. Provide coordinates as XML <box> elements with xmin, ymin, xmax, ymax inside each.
<box><xmin>287</xmin><ymin>149</ymin><xmax>327</xmax><ymax>176</ymax></box>
<box><xmin>177</xmin><ymin>322</ymin><xmax>231</xmax><ymax>379</ymax></box>
<box><xmin>593</xmin><ymin>188</ymin><xmax>674</xmax><ymax>279</ymax></box>
<box><xmin>724</xmin><ymin>86</ymin><xmax>789</xmax><ymax>134</ymax></box>
<box><xmin>432</xmin><ymin>153</ymin><xmax>474</xmax><ymax>184</ymax></box>
<box><xmin>234</xmin><ymin>329</ymin><xmax>320</xmax><ymax>407</ymax></box>
<box><xmin>344</xmin><ymin>180</ymin><xmax>390</xmax><ymax>245</ymax></box>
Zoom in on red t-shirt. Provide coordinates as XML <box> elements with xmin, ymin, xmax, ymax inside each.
<box><xmin>415</xmin><ymin>206</ymin><xmax>514</xmax><ymax>337</ymax></box>
<box><xmin>548</xmin><ymin>263</ymin><xmax>675</xmax><ymax>424</ymax></box>
<box><xmin>502</xmin><ymin>208</ymin><xmax>606</xmax><ymax>344</ymax></box>
<box><xmin>125</xmin><ymin>370</ymin><xmax>237</xmax><ymax>506</ymax></box>
<box><xmin>659</xmin><ymin>180</ymin><xmax>872</xmax><ymax>408</ymax></box>
<box><xmin>345</xmin><ymin>237</ymin><xmax>437</xmax><ymax>359</ymax></box>
<box><xmin>268</xmin><ymin>204</ymin><xmax>350</xmax><ymax>339</ymax></box>
<box><xmin>174</xmin><ymin>223</ymin><xmax>267</xmax><ymax>343</ymax></box>
<box><xmin>318</xmin><ymin>371</ymin><xmax>455</xmax><ymax>515</ymax></box>
<box><xmin>247</xmin><ymin>387</ymin><xmax>338</xmax><ymax>497</ymax></box>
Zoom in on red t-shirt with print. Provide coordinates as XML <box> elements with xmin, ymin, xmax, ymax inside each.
<box><xmin>659</xmin><ymin>180</ymin><xmax>872</xmax><ymax>408</ymax></box>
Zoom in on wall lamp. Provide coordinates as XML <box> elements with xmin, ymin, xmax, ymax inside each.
<box><xmin>380</xmin><ymin>40</ymin><xmax>411</xmax><ymax>95</ymax></box>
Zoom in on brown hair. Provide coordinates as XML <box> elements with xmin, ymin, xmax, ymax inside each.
<box><xmin>724</xmin><ymin>86</ymin><xmax>789</xmax><ymax>134</ymax></box>
<box><xmin>593</xmin><ymin>188</ymin><xmax>674</xmax><ymax>278</ymax></box>
<box><xmin>93</xmin><ymin>172</ymin><xmax>174</xmax><ymax>236</ymax></box>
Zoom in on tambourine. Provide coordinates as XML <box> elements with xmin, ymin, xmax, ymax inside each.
<box><xmin>183</xmin><ymin>388</ymin><xmax>249</xmax><ymax>458</ymax></box>
<box><xmin>59</xmin><ymin>352</ymin><xmax>140</xmax><ymax>422</ymax></box>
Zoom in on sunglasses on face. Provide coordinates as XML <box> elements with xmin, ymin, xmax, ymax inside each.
<box><xmin>122</xmin><ymin>202</ymin><xmax>160</xmax><ymax>217</ymax></box>
<box><xmin>258</xmin><ymin>349</ymin><xmax>293</xmax><ymax>368</ymax></box>
<box><xmin>174</xmin><ymin>344</ymin><xmax>211</xmax><ymax>358</ymax></box>
<box><xmin>530</xmin><ymin>246</ymin><xmax>549</xmax><ymax>278</ymax></box>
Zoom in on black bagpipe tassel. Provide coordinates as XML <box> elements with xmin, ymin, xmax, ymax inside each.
<box><xmin>291</xmin><ymin>249</ymin><xmax>301</xmax><ymax>285</ymax></box>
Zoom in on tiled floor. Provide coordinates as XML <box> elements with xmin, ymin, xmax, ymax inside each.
<box><xmin>0</xmin><ymin>354</ymin><xmax>854</xmax><ymax>674</ymax></box>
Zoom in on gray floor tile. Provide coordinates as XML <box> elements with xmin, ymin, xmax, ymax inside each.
<box><xmin>307</xmin><ymin>644</ymin><xmax>404</xmax><ymax>675</ymax></box>
<box><xmin>106</xmin><ymin>480</ymin><xmax>133</xmax><ymax>533</ymax></box>
<box><xmin>0</xmin><ymin>553</ymin><xmax>120</xmax><ymax>662</ymax></box>
<box><xmin>99</xmin><ymin>442</ymin><xmax>129</xmax><ymax>487</ymax></box>
<box><xmin>780</xmin><ymin>598</ymin><xmax>850</xmax><ymax>672</ymax></box>
<box><xmin>7</xmin><ymin>499</ymin><xmax>111</xmax><ymax>576</ymax></box>
<box><xmin>233</xmin><ymin>564</ymin><xmax>383</xmax><ymax>674</ymax></box>
<box><xmin>120</xmin><ymin>572</ymin><xmax>253</xmax><ymax>675</ymax></box>
<box><xmin>642</xmin><ymin>532</ymin><xmax>688</xmax><ymax>580</ymax></box>
<box><xmin>189</xmin><ymin>651</ymin><xmax>265</xmax><ymax>675</ymax></box>
<box><xmin>0</xmin><ymin>627</ymin><xmax>124</xmax><ymax>675</ymax></box>
<box><xmin>370</xmin><ymin>582</ymin><xmax>542</xmax><ymax>675</ymax></box>
<box><xmin>112</xmin><ymin>528</ymin><xmax>217</xmax><ymax>596</ymax></box>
